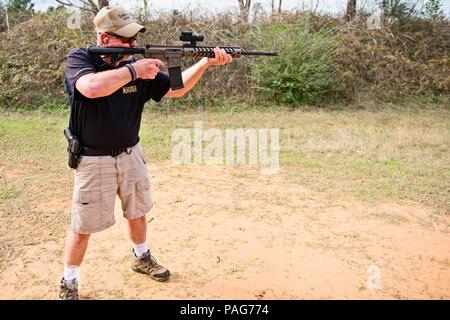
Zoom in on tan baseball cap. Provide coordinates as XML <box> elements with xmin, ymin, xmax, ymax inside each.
<box><xmin>94</xmin><ymin>6</ymin><xmax>146</xmax><ymax>37</ymax></box>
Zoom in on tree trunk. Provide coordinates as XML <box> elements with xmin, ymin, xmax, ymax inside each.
<box><xmin>5</xmin><ymin>5</ymin><xmax>9</xmax><ymax>31</ymax></box>
<box><xmin>5</xmin><ymin>6</ymin><xmax>9</xmax><ymax>31</ymax></box>
<box><xmin>98</xmin><ymin>0</ymin><xmax>109</xmax><ymax>9</ymax></box>
<box><xmin>278</xmin><ymin>0</ymin><xmax>282</xmax><ymax>13</ymax></box>
<box><xmin>142</xmin><ymin>0</ymin><xmax>149</xmax><ymax>22</ymax></box>
<box><xmin>237</xmin><ymin>0</ymin><xmax>251</xmax><ymax>23</ymax></box>
<box><xmin>345</xmin><ymin>0</ymin><xmax>357</xmax><ymax>21</ymax></box>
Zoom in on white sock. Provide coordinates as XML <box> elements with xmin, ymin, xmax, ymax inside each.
<box><xmin>64</xmin><ymin>265</ymin><xmax>79</xmax><ymax>281</ymax></box>
<box><xmin>133</xmin><ymin>242</ymin><xmax>149</xmax><ymax>257</ymax></box>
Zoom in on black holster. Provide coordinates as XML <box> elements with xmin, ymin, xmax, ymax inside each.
<box><xmin>64</xmin><ymin>127</ymin><xmax>81</xmax><ymax>169</ymax></box>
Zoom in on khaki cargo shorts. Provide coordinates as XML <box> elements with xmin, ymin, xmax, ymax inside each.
<box><xmin>71</xmin><ymin>143</ymin><xmax>152</xmax><ymax>234</ymax></box>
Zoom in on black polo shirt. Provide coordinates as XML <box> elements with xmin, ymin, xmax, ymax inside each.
<box><xmin>64</xmin><ymin>47</ymin><xmax>171</xmax><ymax>149</ymax></box>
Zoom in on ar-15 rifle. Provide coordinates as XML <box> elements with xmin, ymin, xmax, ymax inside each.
<box><xmin>87</xmin><ymin>31</ymin><xmax>278</xmax><ymax>90</ymax></box>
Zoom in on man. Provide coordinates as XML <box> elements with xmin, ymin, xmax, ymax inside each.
<box><xmin>60</xmin><ymin>6</ymin><xmax>232</xmax><ymax>300</ymax></box>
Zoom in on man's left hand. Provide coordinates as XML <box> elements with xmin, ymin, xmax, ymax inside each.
<box><xmin>206</xmin><ymin>47</ymin><xmax>233</xmax><ymax>66</ymax></box>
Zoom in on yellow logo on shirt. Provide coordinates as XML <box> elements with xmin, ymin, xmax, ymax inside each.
<box><xmin>123</xmin><ymin>85</ymin><xmax>137</xmax><ymax>94</ymax></box>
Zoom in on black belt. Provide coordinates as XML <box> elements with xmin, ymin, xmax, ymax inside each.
<box><xmin>80</xmin><ymin>146</ymin><xmax>133</xmax><ymax>157</ymax></box>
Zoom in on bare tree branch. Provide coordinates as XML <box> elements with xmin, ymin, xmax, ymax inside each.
<box><xmin>82</xmin><ymin>0</ymin><xmax>98</xmax><ymax>10</ymax></box>
<box><xmin>313</xmin><ymin>0</ymin><xmax>320</xmax><ymax>14</ymax></box>
<box><xmin>55</xmin><ymin>0</ymin><xmax>109</xmax><ymax>14</ymax></box>
<box><xmin>55</xmin><ymin>0</ymin><xmax>91</xmax><ymax>13</ymax></box>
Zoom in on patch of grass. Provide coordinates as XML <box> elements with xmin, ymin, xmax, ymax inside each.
<box><xmin>367</xmin><ymin>212</ymin><xmax>410</xmax><ymax>225</ymax></box>
<box><xmin>278</xmin><ymin>108</ymin><xmax>450</xmax><ymax>213</ymax></box>
<box><xmin>0</xmin><ymin>111</ymin><xmax>71</xmax><ymax>268</ymax></box>
<box><xmin>0</xmin><ymin>181</ymin><xmax>21</xmax><ymax>204</ymax></box>
<box><xmin>281</xmin><ymin>150</ymin><xmax>322</xmax><ymax>168</ymax></box>
<box><xmin>392</xmin><ymin>294</ymin><xmax>400</xmax><ymax>299</ymax></box>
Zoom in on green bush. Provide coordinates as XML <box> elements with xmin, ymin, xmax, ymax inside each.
<box><xmin>0</xmin><ymin>9</ymin><xmax>93</xmax><ymax>109</ymax></box>
<box><xmin>252</xmin><ymin>17</ymin><xmax>341</xmax><ymax>105</ymax></box>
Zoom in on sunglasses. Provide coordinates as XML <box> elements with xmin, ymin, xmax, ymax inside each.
<box><xmin>105</xmin><ymin>32</ymin><xmax>137</xmax><ymax>44</ymax></box>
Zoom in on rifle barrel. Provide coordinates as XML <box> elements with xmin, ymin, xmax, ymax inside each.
<box><xmin>241</xmin><ymin>50</ymin><xmax>279</xmax><ymax>56</ymax></box>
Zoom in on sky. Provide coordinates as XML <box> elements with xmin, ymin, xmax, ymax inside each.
<box><xmin>32</xmin><ymin>0</ymin><xmax>349</xmax><ymax>14</ymax></box>
<box><xmin>31</xmin><ymin>0</ymin><xmax>450</xmax><ymax>17</ymax></box>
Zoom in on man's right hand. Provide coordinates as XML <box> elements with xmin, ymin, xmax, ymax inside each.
<box><xmin>131</xmin><ymin>59</ymin><xmax>165</xmax><ymax>80</ymax></box>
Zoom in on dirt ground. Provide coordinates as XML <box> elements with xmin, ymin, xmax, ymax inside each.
<box><xmin>0</xmin><ymin>162</ymin><xmax>449</xmax><ymax>300</ymax></box>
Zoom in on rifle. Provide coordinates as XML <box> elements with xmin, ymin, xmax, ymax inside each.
<box><xmin>87</xmin><ymin>31</ymin><xmax>278</xmax><ymax>90</ymax></box>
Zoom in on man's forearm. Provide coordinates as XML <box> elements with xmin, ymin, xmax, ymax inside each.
<box><xmin>76</xmin><ymin>66</ymin><xmax>132</xmax><ymax>99</ymax></box>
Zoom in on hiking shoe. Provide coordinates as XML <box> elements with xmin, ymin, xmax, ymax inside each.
<box><xmin>59</xmin><ymin>278</ymin><xmax>79</xmax><ymax>300</ymax></box>
<box><xmin>132</xmin><ymin>250</ymin><xmax>170</xmax><ymax>282</ymax></box>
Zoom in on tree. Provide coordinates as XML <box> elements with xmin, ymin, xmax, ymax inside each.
<box><xmin>55</xmin><ymin>0</ymin><xmax>109</xmax><ymax>14</ymax></box>
<box><xmin>237</xmin><ymin>0</ymin><xmax>251</xmax><ymax>23</ymax></box>
<box><xmin>271</xmin><ymin>0</ymin><xmax>282</xmax><ymax>14</ymax></box>
<box><xmin>6</xmin><ymin>0</ymin><xmax>33</xmax><ymax>12</ymax></box>
<box><xmin>3</xmin><ymin>0</ymin><xmax>34</xmax><ymax>29</ymax></box>
<box><xmin>378</xmin><ymin>0</ymin><xmax>445</xmax><ymax>21</ymax></box>
<box><xmin>0</xmin><ymin>2</ymin><xmax>6</xmax><ymax>32</ymax></box>
<box><xmin>380</xmin><ymin>0</ymin><xmax>418</xmax><ymax>20</ymax></box>
<box><xmin>345</xmin><ymin>0</ymin><xmax>357</xmax><ymax>21</ymax></box>
<box><xmin>143</xmin><ymin>0</ymin><xmax>149</xmax><ymax>20</ymax></box>
<box><xmin>5</xmin><ymin>0</ymin><xmax>34</xmax><ymax>17</ymax></box>
<box><xmin>424</xmin><ymin>0</ymin><xmax>444</xmax><ymax>19</ymax></box>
